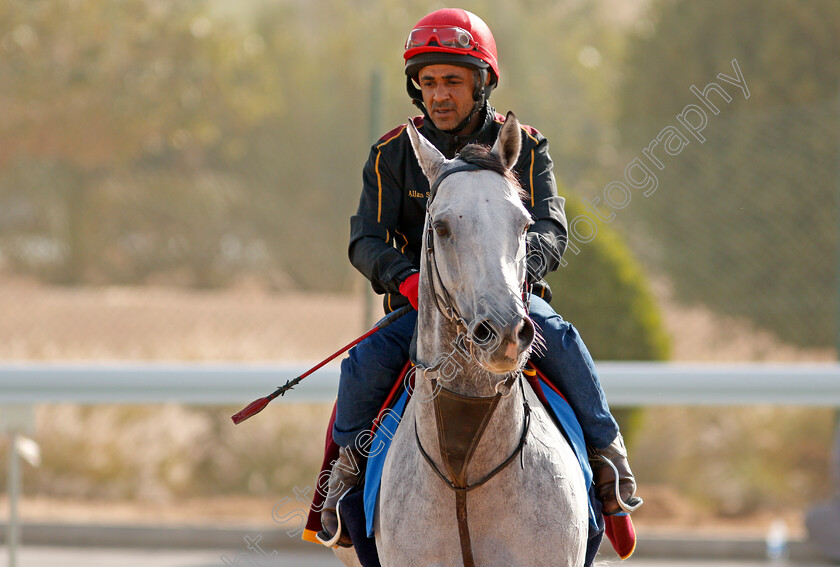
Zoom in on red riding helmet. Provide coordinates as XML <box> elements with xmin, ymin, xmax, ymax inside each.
<box><xmin>403</xmin><ymin>9</ymin><xmax>499</xmax><ymax>116</ymax></box>
<box><xmin>404</xmin><ymin>8</ymin><xmax>500</xmax><ymax>85</ymax></box>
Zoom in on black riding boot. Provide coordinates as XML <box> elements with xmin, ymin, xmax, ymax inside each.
<box><xmin>318</xmin><ymin>446</ymin><xmax>364</xmax><ymax>548</ymax></box>
<box><xmin>588</xmin><ymin>433</ymin><xmax>643</xmax><ymax>516</ymax></box>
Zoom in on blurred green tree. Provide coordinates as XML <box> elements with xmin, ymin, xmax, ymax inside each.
<box><xmin>547</xmin><ymin>196</ymin><xmax>670</xmax><ymax>362</ymax></box>
<box><xmin>546</xmin><ymin>195</ymin><xmax>671</xmax><ymax>446</ymax></box>
<box><xmin>618</xmin><ymin>0</ymin><xmax>840</xmax><ymax>347</ymax></box>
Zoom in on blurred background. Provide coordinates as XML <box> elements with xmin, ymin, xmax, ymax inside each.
<box><xmin>1</xmin><ymin>0</ymin><xmax>839</xmax><ymax>558</ymax></box>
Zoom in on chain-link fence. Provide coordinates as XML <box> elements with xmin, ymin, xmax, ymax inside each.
<box><xmin>1</xmin><ymin>104</ymin><xmax>835</xmax><ymax>363</ymax></box>
<box><xmin>592</xmin><ymin>96</ymin><xmax>839</xmax><ymax>362</ymax></box>
<box><xmin>1</xmin><ymin>0</ymin><xmax>836</xmax><ymax>364</ymax></box>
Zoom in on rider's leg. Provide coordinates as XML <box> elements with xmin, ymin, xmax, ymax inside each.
<box><xmin>332</xmin><ymin>309</ymin><xmax>417</xmax><ymax>447</ymax></box>
<box><xmin>320</xmin><ymin>309</ymin><xmax>417</xmax><ymax>545</ymax></box>
<box><xmin>527</xmin><ymin>294</ymin><xmax>642</xmax><ymax>516</ymax></box>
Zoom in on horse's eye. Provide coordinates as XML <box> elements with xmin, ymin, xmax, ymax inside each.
<box><xmin>434</xmin><ymin>223</ymin><xmax>450</xmax><ymax>238</ymax></box>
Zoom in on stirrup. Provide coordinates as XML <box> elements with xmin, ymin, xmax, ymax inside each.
<box><xmin>594</xmin><ymin>454</ymin><xmax>644</xmax><ymax>514</ymax></box>
<box><xmin>316</xmin><ymin>494</ymin><xmax>352</xmax><ymax>548</ymax></box>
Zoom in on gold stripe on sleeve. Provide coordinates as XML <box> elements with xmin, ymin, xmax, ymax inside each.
<box><xmin>375</xmin><ymin>151</ymin><xmax>383</xmax><ymax>222</ymax></box>
<box><xmin>517</xmin><ymin>125</ymin><xmax>540</xmax><ymax>209</ymax></box>
<box><xmin>374</xmin><ymin>125</ymin><xmax>408</xmax><ymax>223</ymax></box>
<box><xmin>529</xmin><ymin>149</ymin><xmax>535</xmax><ymax>207</ymax></box>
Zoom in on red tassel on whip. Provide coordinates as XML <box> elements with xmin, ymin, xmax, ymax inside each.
<box><xmin>231</xmin><ymin>304</ymin><xmax>413</xmax><ymax>425</ymax></box>
<box><xmin>230</xmin><ymin>397</ymin><xmax>273</xmax><ymax>425</ymax></box>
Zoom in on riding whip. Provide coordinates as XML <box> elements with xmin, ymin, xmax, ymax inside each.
<box><xmin>231</xmin><ymin>303</ymin><xmax>413</xmax><ymax>425</ymax></box>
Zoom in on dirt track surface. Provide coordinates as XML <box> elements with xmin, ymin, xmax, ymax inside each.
<box><xmin>0</xmin><ymin>277</ymin><xmax>833</xmax><ymax>362</ymax></box>
<box><xmin>0</xmin><ymin>281</ymin><xmax>371</xmax><ymax>361</ymax></box>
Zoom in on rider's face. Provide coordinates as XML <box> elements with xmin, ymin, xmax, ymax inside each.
<box><xmin>417</xmin><ymin>64</ymin><xmax>478</xmax><ymax>132</ymax></box>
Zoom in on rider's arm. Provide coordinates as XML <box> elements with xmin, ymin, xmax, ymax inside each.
<box><xmin>519</xmin><ymin>132</ymin><xmax>568</xmax><ymax>277</ymax></box>
<box><xmin>349</xmin><ymin>140</ymin><xmax>416</xmax><ymax>296</ymax></box>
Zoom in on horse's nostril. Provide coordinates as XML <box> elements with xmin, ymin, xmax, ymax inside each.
<box><xmin>518</xmin><ymin>318</ymin><xmax>535</xmax><ymax>346</ymax></box>
<box><xmin>472</xmin><ymin>320</ymin><xmax>498</xmax><ymax>347</ymax></box>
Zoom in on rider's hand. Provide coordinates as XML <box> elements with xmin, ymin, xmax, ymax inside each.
<box><xmin>398</xmin><ymin>272</ymin><xmax>420</xmax><ymax>310</ymax></box>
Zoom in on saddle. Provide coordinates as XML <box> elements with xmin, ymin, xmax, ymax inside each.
<box><xmin>302</xmin><ymin>361</ymin><xmax>637</xmax><ymax>565</ymax></box>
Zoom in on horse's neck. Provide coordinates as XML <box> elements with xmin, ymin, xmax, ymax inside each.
<box><xmin>414</xmin><ymin>286</ymin><xmax>526</xmax><ymax>481</ymax></box>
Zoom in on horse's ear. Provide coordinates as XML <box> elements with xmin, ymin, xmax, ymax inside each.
<box><xmin>491</xmin><ymin>111</ymin><xmax>522</xmax><ymax>171</ymax></box>
<box><xmin>406</xmin><ymin>118</ymin><xmax>445</xmax><ymax>182</ymax></box>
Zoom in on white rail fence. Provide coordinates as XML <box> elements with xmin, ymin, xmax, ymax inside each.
<box><xmin>1</xmin><ymin>362</ymin><xmax>840</xmax><ymax>406</ymax></box>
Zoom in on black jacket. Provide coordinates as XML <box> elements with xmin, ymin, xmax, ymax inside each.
<box><xmin>349</xmin><ymin>104</ymin><xmax>568</xmax><ymax>313</ymax></box>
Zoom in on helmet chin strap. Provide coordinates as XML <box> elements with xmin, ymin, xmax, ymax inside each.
<box><xmin>439</xmin><ymin>99</ymin><xmax>484</xmax><ymax>135</ymax></box>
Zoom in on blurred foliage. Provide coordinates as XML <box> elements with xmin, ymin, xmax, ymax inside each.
<box><xmin>0</xmin><ymin>404</ymin><xmax>335</xmax><ymax>500</ymax></box>
<box><xmin>547</xmin><ymin>196</ymin><xmax>670</xmax><ymax>362</ymax></box>
<box><xmin>0</xmin><ymin>403</ymin><xmax>831</xmax><ymax>523</ymax></box>
<box><xmin>546</xmin><ymin>195</ymin><xmax>670</xmax><ymax>446</ymax></box>
<box><xmin>0</xmin><ymin>0</ymin><xmax>281</xmax><ymax>286</ymax></box>
<box><xmin>0</xmin><ymin>0</ymin><xmax>633</xmax><ymax>292</ymax></box>
<box><xmin>618</xmin><ymin>0</ymin><xmax>840</xmax><ymax>348</ymax></box>
<box><xmin>633</xmin><ymin>406</ymin><xmax>836</xmax><ymax>518</ymax></box>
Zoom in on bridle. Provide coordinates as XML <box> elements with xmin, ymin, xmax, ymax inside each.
<box><xmin>421</xmin><ymin>157</ymin><xmax>534</xmax><ymax>377</ymax></box>
<box><xmin>415</xmin><ymin>157</ymin><xmax>533</xmax><ymax>567</ymax></box>
<box><xmin>424</xmin><ymin>159</ymin><xmax>534</xmax><ymax>332</ymax></box>
<box><xmin>423</xmin><ymin>160</ymin><xmax>485</xmax><ymax>334</ymax></box>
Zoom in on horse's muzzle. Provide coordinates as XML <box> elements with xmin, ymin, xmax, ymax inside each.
<box><xmin>468</xmin><ymin>316</ymin><xmax>535</xmax><ymax>372</ymax></box>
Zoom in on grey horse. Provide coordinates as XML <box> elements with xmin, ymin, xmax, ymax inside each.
<box><xmin>337</xmin><ymin>113</ymin><xmax>588</xmax><ymax>567</ymax></box>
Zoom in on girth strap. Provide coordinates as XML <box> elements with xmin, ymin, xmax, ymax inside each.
<box><xmin>455</xmin><ymin>490</ymin><xmax>475</xmax><ymax>567</ymax></box>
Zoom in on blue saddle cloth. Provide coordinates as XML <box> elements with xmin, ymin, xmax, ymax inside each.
<box><xmin>362</xmin><ymin>377</ymin><xmax>598</xmax><ymax>537</ymax></box>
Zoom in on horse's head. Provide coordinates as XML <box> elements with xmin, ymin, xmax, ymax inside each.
<box><xmin>407</xmin><ymin>112</ymin><xmax>536</xmax><ymax>375</ymax></box>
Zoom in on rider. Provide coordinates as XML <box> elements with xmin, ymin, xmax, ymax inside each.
<box><xmin>320</xmin><ymin>7</ymin><xmax>642</xmax><ymax>546</ymax></box>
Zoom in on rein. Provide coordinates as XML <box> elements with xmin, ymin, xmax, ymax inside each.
<box><xmin>416</xmin><ymin>159</ymin><xmax>532</xmax><ymax>567</ymax></box>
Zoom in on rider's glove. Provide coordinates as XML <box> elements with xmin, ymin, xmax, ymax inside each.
<box><xmin>398</xmin><ymin>272</ymin><xmax>420</xmax><ymax>310</ymax></box>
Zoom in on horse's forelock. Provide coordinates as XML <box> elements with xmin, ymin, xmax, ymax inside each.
<box><xmin>457</xmin><ymin>144</ymin><xmax>529</xmax><ymax>203</ymax></box>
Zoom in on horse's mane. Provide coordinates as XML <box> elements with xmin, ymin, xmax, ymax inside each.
<box><xmin>457</xmin><ymin>144</ymin><xmax>529</xmax><ymax>203</ymax></box>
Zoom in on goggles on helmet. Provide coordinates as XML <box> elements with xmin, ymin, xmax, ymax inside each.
<box><xmin>405</xmin><ymin>26</ymin><xmax>476</xmax><ymax>51</ymax></box>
